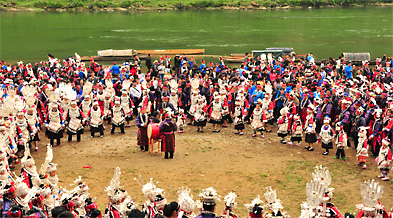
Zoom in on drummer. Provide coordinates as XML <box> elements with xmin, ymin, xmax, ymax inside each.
<box><xmin>136</xmin><ymin>107</ymin><xmax>150</xmax><ymax>152</ymax></box>
<box><xmin>159</xmin><ymin>108</ymin><xmax>177</xmax><ymax>159</ymax></box>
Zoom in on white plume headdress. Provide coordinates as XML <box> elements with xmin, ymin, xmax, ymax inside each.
<box><xmin>170</xmin><ymin>79</ymin><xmax>178</xmax><ymax>90</ymax></box>
<box><xmin>196</xmin><ymin>187</ymin><xmax>220</xmax><ymax>210</ymax></box>
<box><xmin>122</xmin><ymin>79</ymin><xmax>132</xmax><ymax>93</ymax></box>
<box><xmin>21</xmin><ymin>85</ymin><xmax>38</xmax><ymax>107</ymax></box>
<box><xmin>83</xmin><ymin>81</ymin><xmax>93</xmax><ymax>95</ymax></box>
<box><xmin>71</xmin><ymin>175</ymin><xmax>89</xmax><ymax>195</ymax></box>
<box><xmin>59</xmin><ymin>82</ymin><xmax>77</xmax><ymax>101</ymax></box>
<box><xmin>224</xmin><ymin>192</ymin><xmax>237</xmax><ymax>209</ymax></box>
<box><xmin>39</xmin><ymin>145</ymin><xmax>53</xmax><ymax>176</ymax></box>
<box><xmin>264</xmin><ymin>82</ymin><xmax>273</xmax><ymax>95</ymax></box>
<box><xmin>105</xmin><ymin>167</ymin><xmax>128</xmax><ymax>203</ymax></box>
<box><xmin>263</xmin><ymin>187</ymin><xmax>286</xmax><ymax>217</ymax></box>
<box><xmin>177</xmin><ymin>187</ymin><xmax>195</xmax><ymax>214</ymax></box>
<box><xmin>135</xmin><ymin>177</ymin><xmax>164</xmax><ymax>202</ymax></box>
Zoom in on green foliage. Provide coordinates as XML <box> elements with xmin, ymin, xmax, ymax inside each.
<box><xmin>34</xmin><ymin>0</ymin><xmax>63</xmax><ymax>8</ymax></box>
<box><xmin>190</xmin><ymin>0</ymin><xmax>224</xmax><ymax>8</ymax></box>
<box><xmin>232</xmin><ymin>1</ymin><xmax>241</xmax><ymax>7</ymax></box>
<box><xmin>119</xmin><ymin>0</ymin><xmax>132</xmax><ymax>8</ymax></box>
<box><xmin>66</xmin><ymin>0</ymin><xmax>84</xmax><ymax>8</ymax></box>
<box><xmin>95</xmin><ymin>1</ymin><xmax>110</xmax><ymax>8</ymax></box>
<box><xmin>173</xmin><ymin>2</ymin><xmax>185</xmax><ymax>9</ymax></box>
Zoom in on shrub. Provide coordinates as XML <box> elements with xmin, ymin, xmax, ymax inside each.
<box><xmin>173</xmin><ymin>2</ymin><xmax>185</xmax><ymax>9</ymax></box>
<box><xmin>95</xmin><ymin>1</ymin><xmax>109</xmax><ymax>8</ymax></box>
<box><xmin>33</xmin><ymin>1</ymin><xmax>46</xmax><ymax>8</ymax></box>
<box><xmin>67</xmin><ymin>1</ymin><xmax>84</xmax><ymax>8</ymax></box>
<box><xmin>119</xmin><ymin>0</ymin><xmax>132</xmax><ymax>8</ymax></box>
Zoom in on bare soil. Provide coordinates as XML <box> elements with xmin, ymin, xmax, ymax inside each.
<box><xmin>18</xmin><ymin>123</ymin><xmax>393</xmax><ymax>217</ymax></box>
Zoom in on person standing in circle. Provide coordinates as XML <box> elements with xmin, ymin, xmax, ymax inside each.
<box><xmin>159</xmin><ymin>109</ymin><xmax>177</xmax><ymax>159</ymax></box>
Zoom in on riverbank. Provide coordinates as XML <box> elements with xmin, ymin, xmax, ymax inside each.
<box><xmin>1</xmin><ymin>0</ymin><xmax>392</xmax><ymax>11</ymax></box>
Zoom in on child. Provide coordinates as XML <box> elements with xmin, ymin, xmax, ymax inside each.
<box><xmin>334</xmin><ymin>122</ymin><xmax>347</xmax><ymax>160</ymax></box>
<box><xmin>304</xmin><ymin>107</ymin><xmax>317</xmax><ymax>151</ymax></box>
<box><xmin>25</xmin><ymin>106</ymin><xmax>40</xmax><ymax>151</ymax></box>
<box><xmin>319</xmin><ymin>117</ymin><xmax>335</xmax><ymax>155</ymax></box>
<box><xmin>277</xmin><ymin>107</ymin><xmax>290</xmax><ymax>144</ymax></box>
<box><xmin>251</xmin><ymin>102</ymin><xmax>267</xmax><ymax>138</ymax></box>
<box><xmin>233</xmin><ymin>101</ymin><xmax>245</xmax><ymax>136</ymax></box>
<box><xmin>208</xmin><ymin>95</ymin><xmax>224</xmax><ymax>133</ymax></box>
<box><xmin>377</xmin><ymin>138</ymin><xmax>392</xmax><ymax>181</ymax></box>
<box><xmin>176</xmin><ymin>109</ymin><xmax>187</xmax><ymax>133</ymax></box>
<box><xmin>290</xmin><ymin>115</ymin><xmax>302</xmax><ymax>146</ymax></box>
<box><xmin>261</xmin><ymin>93</ymin><xmax>274</xmax><ymax>132</ymax></box>
<box><xmin>357</xmin><ymin>126</ymin><xmax>369</xmax><ymax>169</ymax></box>
<box><xmin>194</xmin><ymin>97</ymin><xmax>207</xmax><ymax>133</ymax></box>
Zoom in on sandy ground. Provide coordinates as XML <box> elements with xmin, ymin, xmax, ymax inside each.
<box><xmin>16</xmin><ymin>122</ymin><xmax>393</xmax><ymax>217</ymax></box>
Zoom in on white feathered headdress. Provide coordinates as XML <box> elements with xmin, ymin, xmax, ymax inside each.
<box><xmin>177</xmin><ymin>187</ymin><xmax>195</xmax><ymax>214</ymax></box>
<box><xmin>224</xmin><ymin>192</ymin><xmax>237</xmax><ymax>209</ymax></box>
<box><xmin>21</xmin><ymin>85</ymin><xmax>38</xmax><ymax>107</ymax></box>
<box><xmin>59</xmin><ymin>83</ymin><xmax>77</xmax><ymax>101</ymax></box>
<box><xmin>122</xmin><ymin>80</ymin><xmax>132</xmax><ymax>93</ymax></box>
<box><xmin>264</xmin><ymin>82</ymin><xmax>273</xmax><ymax>95</ymax></box>
<box><xmin>263</xmin><ymin>187</ymin><xmax>286</xmax><ymax>217</ymax></box>
<box><xmin>105</xmin><ymin>167</ymin><xmax>128</xmax><ymax>203</ymax></box>
<box><xmin>39</xmin><ymin>145</ymin><xmax>53</xmax><ymax>176</ymax></box>
<box><xmin>196</xmin><ymin>187</ymin><xmax>220</xmax><ymax>210</ymax></box>
<box><xmin>244</xmin><ymin>195</ymin><xmax>264</xmax><ymax>212</ymax></box>
<box><xmin>170</xmin><ymin>79</ymin><xmax>178</xmax><ymax>90</ymax></box>
<box><xmin>135</xmin><ymin>177</ymin><xmax>164</xmax><ymax>202</ymax></box>
<box><xmin>71</xmin><ymin>175</ymin><xmax>89</xmax><ymax>195</ymax></box>
<box><xmin>83</xmin><ymin>81</ymin><xmax>93</xmax><ymax>95</ymax></box>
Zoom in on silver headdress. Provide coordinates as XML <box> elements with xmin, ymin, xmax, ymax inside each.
<box><xmin>300</xmin><ymin>166</ymin><xmax>333</xmax><ymax>218</ymax></box>
<box><xmin>177</xmin><ymin>187</ymin><xmax>195</xmax><ymax>215</ymax></box>
<box><xmin>39</xmin><ymin>145</ymin><xmax>53</xmax><ymax>176</ymax></box>
<box><xmin>105</xmin><ymin>167</ymin><xmax>128</xmax><ymax>203</ymax></box>
<box><xmin>196</xmin><ymin>187</ymin><xmax>220</xmax><ymax>210</ymax></box>
<box><xmin>356</xmin><ymin>179</ymin><xmax>383</xmax><ymax>213</ymax></box>
<box><xmin>134</xmin><ymin>176</ymin><xmax>164</xmax><ymax>202</ymax></box>
<box><xmin>224</xmin><ymin>192</ymin><xmax>237</xmax><ymax>209</ymax></box>
<box><xmin>21</xmin><ymin>85</ymin><xmax>38</xmax><ymax>108</ymax></box>
<box><xmin>263</xmin><ymin>187</ymin><xmax>287</xmax><ymax>218</ymax></box>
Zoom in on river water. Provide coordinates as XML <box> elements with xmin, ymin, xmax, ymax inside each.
<box><xmin>0</xmin><ymin>7</ymin><xmax>392</xmax><ymax>63</ymax></box>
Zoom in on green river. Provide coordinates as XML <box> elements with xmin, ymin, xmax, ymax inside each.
<box><xmin>0</xmin><ymin>7</ymin><xmax>392</xmax><ymax>63</ymax></box>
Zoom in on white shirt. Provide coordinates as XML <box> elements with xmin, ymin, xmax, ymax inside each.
<box><xmin>130</xmin><ymin>85</ymin><xmax>142</xmax><ymax>98</ymax></box>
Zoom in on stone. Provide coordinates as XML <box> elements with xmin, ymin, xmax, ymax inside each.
<box><xmin>251</xmin><ymin>1</ymin><xmax>260</xmax><ymax>7</ymax></box>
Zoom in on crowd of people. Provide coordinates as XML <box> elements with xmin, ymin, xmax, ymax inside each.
<box><xmin>0</xmin><ymin>52</ymin><xmax>393</xmax><ymax>217</ymax></box>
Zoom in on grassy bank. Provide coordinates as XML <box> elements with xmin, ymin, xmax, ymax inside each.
<box><xmin>1</xmin><ymin>0</ymin><xmax>393</xmax><ymax>10</ymax></box>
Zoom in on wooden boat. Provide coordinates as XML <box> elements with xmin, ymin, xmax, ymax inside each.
<box><xmin>224</xmin><ymin>57</ymin><xmax>245</xmax><ymax>63</ymax></box>
<box><xmin>134</xmin><ymin>49</ymin><xmax>204</xmax><ymax>55</ymax></box>
<box><xmin>80</xmin><ymin>55</ymin><xmax>147</xmax><ymax>61</ymax></box>
<box><xmin>342</xmin><ymin>52</ymin><xmax>370</xmax><ymax>62</ymax></box>
<box><xmin>98</xmin><ymin>49</ymin><xmax>133</xmax><ymax>57</ymax></box>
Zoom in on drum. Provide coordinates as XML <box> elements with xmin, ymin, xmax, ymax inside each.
<box><xmin>147</xmin><ymin>124</ymin><xmax>162</xmax><ymax>140</ymax></box>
